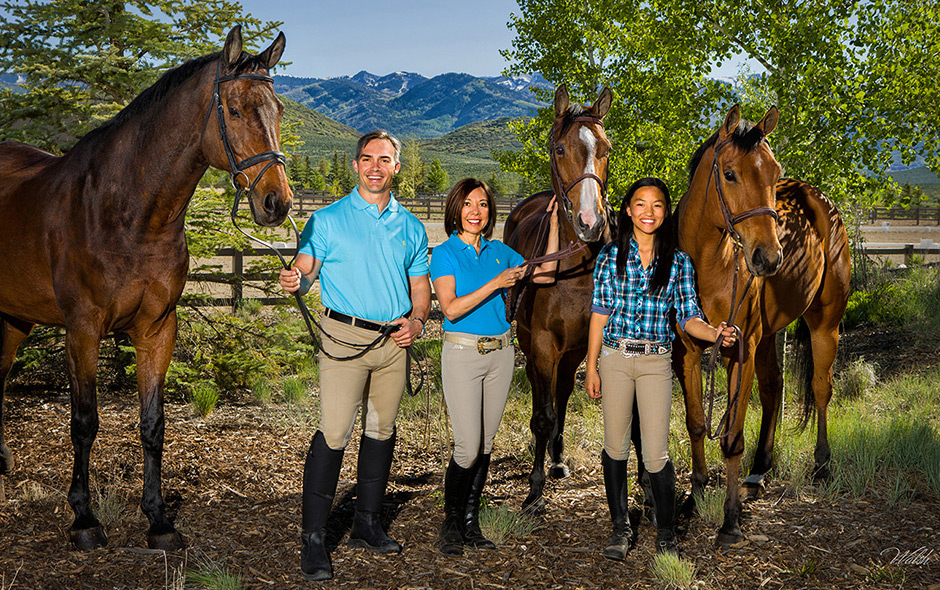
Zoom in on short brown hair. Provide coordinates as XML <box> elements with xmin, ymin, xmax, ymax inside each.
<box><xmin>444</xmin><ymin>178</ymin><xmax>496</xmax><ymax>239</ymax></box>
<box><xmin>356</xmin><ymin>130</ymin><xmax>402</xmax><ymax>162</ymax></box>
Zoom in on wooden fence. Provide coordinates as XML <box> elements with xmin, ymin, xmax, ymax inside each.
<box><xmin>186</xmin><ymin>242</ymin><xmax>940</xmax><ymax>310</ymax></box>
<box><xmin>867</xmin><ymin>206</ymin><xmax>940</xmax><ymax>225</ymax></box>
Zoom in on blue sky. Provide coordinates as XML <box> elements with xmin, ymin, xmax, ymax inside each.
<box><xmin>238</xmin><ymin>0</ymin><xmax>520</xmax><ymax>79</ymax></box>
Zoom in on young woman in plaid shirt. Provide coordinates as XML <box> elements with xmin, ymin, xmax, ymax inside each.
<box><xmin>585</xmin><ymin>177</ymin><xmax>736</xmax><ymax>559</ymax></box>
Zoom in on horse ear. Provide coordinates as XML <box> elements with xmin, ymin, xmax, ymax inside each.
<box><xmin>258</xmin><ymin>32</ymin><xmax>286</xmax><ymax>69</ymax></box>
<box><xmin>554</xmin><ymin>85</ymin><xmax>570</xmax><ymax>118</ymax></box>
<box><xmin>592</xmin><ymin>87</ymin><xmax>613</xmax><ymax>119</ymax></box>
<box><xmin>758</xmin><ymin>105</ymin><xmax>779</xmax><ymax>137</ymax></box>
<box><xmin>222</xmin><ymin>25</ymin><xmax>244</xmax><ymax>67</ymax></box>
<box><xmin>720</xmin><ymin>104</ymin><xmax>741</xmax><ymax>139</ymax></box>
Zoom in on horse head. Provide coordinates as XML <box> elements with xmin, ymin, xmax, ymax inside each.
<box><xmin>202</xmin><ymin>26</ymin><xmax>292</xmax><ymax>227</ymax></box>
<box><xmin>694</xmin><ymin>104</ymin><xmax>783</xmax><ymax>276</ymax></box>
<box><xmin>550</xmin><ymin>85</ymin><xmax>613</xmax><ymax>243</ymax></box>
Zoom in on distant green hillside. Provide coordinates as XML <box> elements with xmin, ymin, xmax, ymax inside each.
<box><xmin>889</xmin><ymin>166</ymin><xmax>940</xmax><ymax>198</ymax></box>
<box><xmin>285</xmin><ymin>99</ymin><xmax>527</xmax><ymax>184</ymax></box>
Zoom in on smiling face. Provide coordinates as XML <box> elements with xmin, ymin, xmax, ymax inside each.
<box><xmin>353</xmin><ymin>138</ymin><xmax>400</xmax><ymax>198</ymax></box>
<box><xmin>459</xmin><ymin>187</ymin><xmax>490</xmax><ymax>238</ymax></box>
<box><xmin>627</xmin><ymin>185</ymin><xmax>668</xmax><ymax>239</ymax></box>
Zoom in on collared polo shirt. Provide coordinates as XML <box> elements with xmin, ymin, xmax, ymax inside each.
<box><xmin>297</xmin><ymin>187</ymin><xmax>429</xmax><ymax>323</ymax></box>
<box><xmin>430</xmin><ymin>233</ymin><xmax>525</xmax><ymax>336</ymax></box>
<box><xmin>591</xmin><ymin>240</ymin><xmax>704</xmax><ymax>344</ymax></box>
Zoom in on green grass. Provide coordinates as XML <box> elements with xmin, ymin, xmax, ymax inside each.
<box><xmin>185</xmin><ymin>557</ymin><xmax>244</xmax><ymax>590</ymax></box>
<box><xmin>280</xmin><ymin>375</ymin><xmax>309</xmax><ymax>404</ymax></box>
<box><xmin>479</xmin><ymin>502</ymin><xmax>539</xmax><ymax>545</ymax></box>
<box><xmin>651</xmin><ymin>552</ymin><xmax>697</xmax><ymax>589</ymax></box>
<box><xmin>190</xmin><ymin>381</ymin><xmax>220</xmax><ymax>417</ymax></box>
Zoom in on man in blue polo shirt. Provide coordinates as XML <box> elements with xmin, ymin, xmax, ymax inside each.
<box><xmin>279</xmin><ymin>130</ymin><xmax>430</xmax><ymax>582</ymax></box>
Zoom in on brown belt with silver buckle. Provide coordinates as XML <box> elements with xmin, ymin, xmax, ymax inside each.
<box><xmin>444</xmin><ymin>332</ymin><xmax>511</xmax><ymax>355</ymax></box>
<box><xmin>324</xmin><ymin>308</ymin><xmax>388</xmax><ymax>333</ymax></box>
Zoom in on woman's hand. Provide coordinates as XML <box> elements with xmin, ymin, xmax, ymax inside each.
<box><xmin>585</xmin><ymin>368</ymin><xmax>602</xmax><ymax>399</ymax></box>
<box><xmin>715</xmin><ymin>321</ymin><xmax>738</xmax><ymax>347</ymax></box>
<box><xmin>492</xmin><ymin>265</ymin><xmax>526</xmax><ymax>289</ymax></box>
<box><xmin>546</xmin><ymin>195</ymin><xmax>559</xmax><ymax>225</ymax></box>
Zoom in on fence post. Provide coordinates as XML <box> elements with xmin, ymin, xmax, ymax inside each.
<box><xmin>232</xmin><ymin>249</ymin><xmax>244</xmax><ymax>313</ymax></box>
<box><xmin>904</xmin><ymin>244</ymin><xmax>914</xmax><ymax>266</ymax></box>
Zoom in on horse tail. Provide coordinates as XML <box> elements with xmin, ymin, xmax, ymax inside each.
<box><xmin>791</xmin><ymin>316</ymin><xmax>815</xmax><ymax>431</ymax></box>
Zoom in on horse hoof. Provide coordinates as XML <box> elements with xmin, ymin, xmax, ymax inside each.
<box><xmin>812</xmin><ymin>464</ymin><xmax>831</xmax><ymax>482</ymax></box>
<box><xmin>549</xmin><ymin>463</ymin><xmax>569</xmax><ymax>479</ymax></box>
<box><xmin>148</xmin><ymin>530</ymin><xmax>185</xmax><ymax>551</ymax></box>
<box><xmin>715</xmin><ymin>529</ymin><xmax>744</xmax><ymax>548</ymax></box>
<box><xmin>0</xmin><ymin>442</ymin><xmax>13</xmax><ymax>475</ymax></box>
<box><xmin>70</xmin><ymin>526</ymin><xmax>108</xmax><ymax>550</ymax></box>
<box><xmin>521</xmin><ymin>494</ymin><xmax>545</xmax><ymax>515</ymax></box>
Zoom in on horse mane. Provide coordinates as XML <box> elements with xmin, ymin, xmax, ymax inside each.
<box><xmin>547</xmin><ymin>103</ymin><xmax>588</xmax><ymax>149</ymax></box>
<box><xmin>686</xmin><ymin>120</ymin><xmax>766</xmax><ymax>188</ymax></box>
<box><xmin>77</xmin><ymin>50</ymin><xmax>266</xmax><ymax>145</ymax></box>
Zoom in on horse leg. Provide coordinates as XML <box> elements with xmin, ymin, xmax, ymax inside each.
<box><xmin>522</xmin><ymin>353</ymin><xmax>557</xmax><ymax>511</ymax></box>
<box><xmin>716</xmin><ymin>358</ymin><xmax>756</xmax><ymax>547</ymax></box>
<box><xmin>0</xmin><ymin>319</ymin><xmax>34</xmax><ymax>482</ymax></box>
<box><xmin>805</xmin><ymin>310</ymin><xmax>840</xmax><ymax>481</ymax></box>
<box><xmin>548</xmin><ymin>350</ymin><xmax>583</xmax><ymax>479</ymax></box>
<box><xmin>130</xmin><ymin>312</ymin><xmax>184</xmax><ymax>550</ymax></box>
<box><xmin>745</xmin><ymin>335</ymin><xmax>783</xmax><ymax>497</ymax></box>
<box><xmin>64</xmin><ymin>325</ymin><xmax>108</xmax><ymax>550</ymax></box>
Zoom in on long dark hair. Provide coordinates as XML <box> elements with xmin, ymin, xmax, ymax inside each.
<box><xmin>616</xmin><ymin>177</ymin><xmax>677</xmax><ymax>294</ymax></box>
<box><xmin>443</xmin><ymin>178</ymin><xmax>497</xmax><ymax>238</ymax></box>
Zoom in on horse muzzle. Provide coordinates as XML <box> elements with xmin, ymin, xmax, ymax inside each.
<box><xmin>746</xmin><ymin>244</ymin><xmax>783</xmax><ymax>277</ymax></box>
<box><xmin>251</xmin><ymin>188</ymin><xmax>292</xmax><ymax>227</ymax></box>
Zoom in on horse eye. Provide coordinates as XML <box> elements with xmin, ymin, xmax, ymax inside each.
<box><xmin>228</xmin><ymin>106</ymin><xmax>241</xmax><ymax>118</ymax></box>
<box><xmin>555</xmin><ymin>145</ymin><xmax>565</xmax><ymax>156</ymax></box>
<box><xmin>723</xmin><ymin>170</ymin><xmax>736</xmax><ymax>182</ymax></box>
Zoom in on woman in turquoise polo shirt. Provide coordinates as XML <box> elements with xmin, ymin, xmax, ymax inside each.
<box><xmin>431</xmin><ymin>178</ymin><xmax>558</xmax><ymax>555</ymax></box>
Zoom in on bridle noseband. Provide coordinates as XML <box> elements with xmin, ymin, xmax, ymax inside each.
<box><xmin>549</xmin><ymin>115</ymin><xmax>608</xmax><ymax>222</ymax></box>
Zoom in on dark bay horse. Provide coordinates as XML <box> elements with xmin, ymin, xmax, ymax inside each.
<box><xmin>673</xmin><ymin>105</ymin><xmax>851</xmax><ymax>545</ymax></box>
<box><xmin>504</xmin><ymin>85</ymin><xmax>615</xmax><ymax>509</ymax></box>
<box><xmin>0</xmin><ymin>26</ymin><xmax>292</xmax><ymax>550</ymax></box>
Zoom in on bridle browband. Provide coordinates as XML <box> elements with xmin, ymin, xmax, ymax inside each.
<box><xmin>703</xmin><ymin>132</ymin><xmax>779</xmax><ymax>440</ymax></box>
<box><xmin>549</xmin><ymin>114</ymin><xmax>608</xmax><ymax>222</ymax></box>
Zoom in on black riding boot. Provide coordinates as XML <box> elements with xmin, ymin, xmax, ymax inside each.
<box><xmin>463</xmin><ymin>453</ymin><xmax>496</xmax><ymax>549</ymax></box>
<box><xmin>439</xmin><ymin>457</ymin><xmax>472</xmax><ymax>555</ymax></box>
<box><xmin>649</xmin><ymin>461</ymin><xmax>678</xmax><ymax>555</ymax></box>
<box><xmin>601</xmin><ymin>450</ymin><xmax>634</xmax><ymax>561</ymax></box>
<box><xmin>301</xmin><ymin>431</ymin><xmax>344</xmax><ymax>581</ymax></box>
<box><xmin>348</xmin><ymin>431</ymin><xmax>402</xmax><ymax>554</ymax></box>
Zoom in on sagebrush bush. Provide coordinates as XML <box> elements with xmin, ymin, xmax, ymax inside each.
<box><xmin>836</xmin><ymin>357</ymin><xmax>878</xmax><ymax>400</ymax></box>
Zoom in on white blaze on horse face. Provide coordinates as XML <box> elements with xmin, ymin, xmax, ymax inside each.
<box><xmin>577</xmin><ymin>126</ymin><xmax>600</xmax><ymax>229</ymax></box>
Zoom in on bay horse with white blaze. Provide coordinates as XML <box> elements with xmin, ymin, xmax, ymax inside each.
<box><xmin>0</xmin><ymin>26</ymin><xmax>292</xmax><ymax>550</ymax></box>
<box><xmin>672</xmin><ymin>105</ymin><xmax>850</xmax><ymax>545</ymax></box>
<box><xmin>504</xmin><ymin>85</ymin><xmax>616</xmax><ymax>509</ymax></box>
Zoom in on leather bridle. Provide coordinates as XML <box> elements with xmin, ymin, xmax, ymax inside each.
<box><xmin>703</xmin><ymin>134</ymin><xmax>779</xmax><ymax>440</ymax></box>
<box><xmin>548</xmin><ymin>115</ymin><xmax>608</xmax><ymax>223</ymax></box>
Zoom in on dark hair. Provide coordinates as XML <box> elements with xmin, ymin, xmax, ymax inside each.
<box><xmin>356</xmin><ymin>130</ymin><xmax>402</xmax><ymax>162</ymax></box>
<box><xmin>616</xmin><ymin>177</ymin><xmax>677</xmax><ymax>294</ymax></box>
<box><xmin>443</xmin><ymin>178</ymin><xmax>496</xmax><ymax>239</ymax></box>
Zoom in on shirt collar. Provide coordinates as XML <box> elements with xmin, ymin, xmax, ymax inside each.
<box><xmin>351</xmin><ymin>186</ymin><xmax>399</xmax><ymax>216</ymax></box>
<box><xmin>448</xmin><ymin>232</ymin><xmax>491</xmax><ymax>252</ymax></box>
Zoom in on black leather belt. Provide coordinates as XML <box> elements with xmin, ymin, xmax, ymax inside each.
<box><xmin>324</xmin><ymin>308</ymin><xmax>388</xmax><ymax>333</ymax></box>
<box><xmin>603</xmin><ymin>338</ymin><xmax>671</xmax><ymax>356</ymax></box>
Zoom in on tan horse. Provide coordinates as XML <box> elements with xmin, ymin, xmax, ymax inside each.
<box><xmin>0</xmin><ymin>26</ymin><xmax>291</xmax><ymax>550</ymax></box>
<box><xmin>504</xmin><ymin>85</ymin><xmax>616</xmax><ymax>509</ymax></box>
<box><xmin>673</xmin><ymin>105</ymin><xmax>851</xmax><ymax>545</ymax></box>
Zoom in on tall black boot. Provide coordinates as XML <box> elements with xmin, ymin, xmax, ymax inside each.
<box><xmin>301</xmin><ymin>431</ymin><xmax>344</xmax><ymax>582</ymax></box>
<box><xmin>439</xmin><ymin>457</ymin><xmax>472</xmax><ymax>555</ymax></box>
<box><xmin>649</xmin><ymin>461</ymin><xmax>678</xmax><ymax>555</ymax></box>
<box><xmin>348</xmin><ymin>431</ymin><xmax>402</xmax><ymax>554</ymax></box>
<box><xmin>463</xmin><ymin>454</ymin><xmax>496</xmax><ymax>549</ymax></box>
<box><xmin>601</xmin><ymin>450</ymin><xmax>634</xmax><ymax>561</ymax></box>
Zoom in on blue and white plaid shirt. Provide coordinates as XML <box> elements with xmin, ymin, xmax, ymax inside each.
<box><xmin>591</xmin><ymin>240</ymin><xmax>705</xmax><ymax>344</ymax></box>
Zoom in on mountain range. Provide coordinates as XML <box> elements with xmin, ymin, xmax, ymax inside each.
<box><xmin>273</xmin><ymin>71</ymin><xmax>551</xmax><ymax>138</ymax></box>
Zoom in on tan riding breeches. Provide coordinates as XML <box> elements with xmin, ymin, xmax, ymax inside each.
<box><xmin>598</xmin><ymin>345</ymin><xmax>674</xmax><ymax>473</ymax></box>
<box><xmin>317</xmin><ymin>315</ymin><xmax>406</xmax><ymax>450</ymax></box>
<box><xmin>441</xmin><ymin>331</ymin><xmax>514</xmax><ymax>468</ymax></box>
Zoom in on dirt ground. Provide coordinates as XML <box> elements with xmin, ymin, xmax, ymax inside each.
<box><xmin>1</xmin><ymin>319</ymin><xmax>939</xmax><ymax>590</ymax></box>
<box><xmin>1</xmin><ymin>222</ymin><xmax>939</xmax><ymax>589</ymax></box>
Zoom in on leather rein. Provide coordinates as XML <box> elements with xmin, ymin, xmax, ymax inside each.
<box><xmin>205</xmin><ymin>61</ymin><xmax>423</xmax><ymax>393</ymax></box>
<box><xmin>702</xmin><ymin>135</ymin><xmax>778</xmax><ymax>440</ymax></box>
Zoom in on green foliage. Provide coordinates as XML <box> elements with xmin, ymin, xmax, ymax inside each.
<box><xmin>843</xmin><ymin>266</ymin><xmax>940</xmax><ymax>339</ymax></box>
<box><xmin>281</xmin><ymin>375</ymin><xmax>309</xmax><ymax>404</ymax></box>
<box><xmin>423</xmin><ymin>158</ymin><xmax>449</xmax><ymax>194</ymax></box>
<box><xmin>692</xmin><ymin>487</ymin><xmax>725</xmax><ymax>528</ymax></box>
<box><xmin>0</xmin><ymin>0</ymin><xmax>282</xmax><ymax>152</ymax></box>
<box><xmin>185</xmin><ymin>557</ymin><xmax>244</xmax><ymax>590</ymax></box>
<box><xmin>502</xmin><ymin>0</ymin><xmax>940</xmax><ymax>206</ymax></box>
<box><xmin>479</xmin><ymin>503</ymin><xmax>539</xmax><ymax>545</ymax></box>
<box><xmin>836</xmin><ymin>357</ymin><xmax>878</xmax><ymax>401</ymax></box>
<box><xmin>396</xmin><ymin>137</ymin><xmax>426</xmax><ymax>198</ymax></box>
<box><xmin>190</xmin><ymin>381</ymin><xmax>220</xmax><ymax>417</ymax></box>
